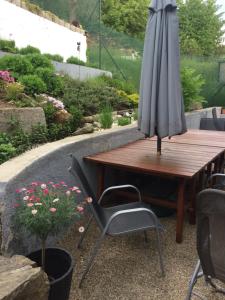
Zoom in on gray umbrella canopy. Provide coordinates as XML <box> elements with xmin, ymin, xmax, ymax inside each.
<box><xmin>138</xmin><ymin>0</ymin><xmax>186</xmax><ymax>152</ymax></box>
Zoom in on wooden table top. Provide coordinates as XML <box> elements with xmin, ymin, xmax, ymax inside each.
<box><xmin>152</xmin><ymin>129</ymin><xmax>225</xmax><ymax>148</ymax></box>
<box><xmin>85</xmin><ymin>138</ymin><xmax>224</xmax><ymax>179</ymax></box>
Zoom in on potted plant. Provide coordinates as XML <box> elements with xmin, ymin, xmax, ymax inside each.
<box><xmin>14</xmin><ymin>181</ymin><xmax>86</xmax><ymax>300</ymax></box>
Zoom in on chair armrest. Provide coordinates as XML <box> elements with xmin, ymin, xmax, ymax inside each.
<box><xmin>103</xmin><ymin>207</ymin><xmax>163</xmax><ymax>234</ymax></box>
<box><xmin>98</xmin><ymin>184</ymin><xmax>141</xmax><ymax>204</ymax></box>
<box><xmin>208</xmin><ymin>173</ymin><xmax>225</xmax><ymax>186</ymax></box>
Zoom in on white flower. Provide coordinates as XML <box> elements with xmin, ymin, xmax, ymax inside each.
<box><xmin>53</xmin><ymin>198</ymin><xmax>59</xmax><ymax>203</ymax></box>
<box><xmin>23</xmin><ymin>196</ymin><xmax>29</xmax><ymax>201</ymax></box>
<box><xmin>78</xmin><ymin>226</ymin><xmax>85</xmax><ymax>233</ymax></box>
<box><xmin>66</xmin><ymin>191</ymin><xmax>71</xmax><ymax>196</ymax></box>
<box><xmin>86</xmin><ymin>197</ymin><xmax>93</xmax><ymax>204</ymax></box>
<box><xmin>31</xmin><ymin>209</ymin><xmax>38</xmax><ymax>215</ymax></box>
<box><xmin>41</xmin><ymin>184</ymin><xmax>47</xmax><ymax>189</ymax></box>
<box><xmin>35</xmin><ymin>203</ymin><xmax>42</xmax><ymax>206</ymax></box>
<box><xmin>125</xmin><ymin>112</ymin><xmax>130</xmax><ymax>117</ymax></box>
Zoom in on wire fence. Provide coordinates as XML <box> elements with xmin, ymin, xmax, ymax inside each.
<box><xmin>30</xmin><ymin>0</ymin><xmax>225</xmax><ymax>107</ymax></box>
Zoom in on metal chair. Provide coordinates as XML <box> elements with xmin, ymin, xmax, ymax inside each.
<box><xmin>200</xmin><ymin>108</ymin><xmax>225</xmax><ymax>131</ymax></box>
<box><xmin>212</xmin><ymin>107</ymin><xmax>224</xmax><ymax>131</ymax></box>
<box><xmin>68</xmin><ymin>155</ymin><xmax>165</xmax><ymax>287</ymax></box>
<box><xmin>186</xmin><ymin>188</ymin><xmax>225</xmax><ymax>299</ymax></box>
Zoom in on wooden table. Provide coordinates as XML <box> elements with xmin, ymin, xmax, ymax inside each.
<box><xmin>85</xmin><ymin>132</ymin><xmax>224</xmax><ymax>243</ymax></box>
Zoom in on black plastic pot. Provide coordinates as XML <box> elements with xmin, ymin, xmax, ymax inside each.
<box><xmin>28</xmin><ymin>247</ymin><xmax>74</xmax><ymax>300</ymax></box>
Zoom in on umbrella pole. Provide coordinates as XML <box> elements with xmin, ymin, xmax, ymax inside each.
<box><xmin>157</xmin><ymin>136</ymin><xmax>161</xmax><ymax>155</ymax></box>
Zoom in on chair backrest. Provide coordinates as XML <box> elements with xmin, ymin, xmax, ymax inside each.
<box><xmin>200</xmin><ymin>118</ymin><xmax>225</xmax><ymax>131</ymax></box>
<box><xmin>196</xmin><ymin>189</ymin><xmax>225</xmax><ymax>283</ymax></box>
<box><xmin>69</xmin><ymin>155</ymin><xmax>96</xmax><ymax>201</ymax></box>
<box><xmin>212</xmin><ymin>107</ymin><xmax>224</xmax><ymax>131</ymax></box>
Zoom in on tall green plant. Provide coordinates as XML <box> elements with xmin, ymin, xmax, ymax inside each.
<box><xmin>99</xmin><ymin>105</ymin><xmax>113</xmax><ymax>129</ymax></box>
<box><xmin>181</xmin><ymin>67</ymin><xmax>205</xmax><ymax>111</ymax></box>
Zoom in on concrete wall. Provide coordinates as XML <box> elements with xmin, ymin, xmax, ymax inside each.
<box><xmin>53</xmin><ymin>61</ymin><xmax>112</xmax><ymax>80</ymax></box>
<box><xmin>0</xmin><ymin>125</ymin><xmax>143</xmax><ymax>255</ymax></box>
<box><xmin>0</xmin><ymin>0</ymin><xmax>87</xmax><ymax>62</ymax></box>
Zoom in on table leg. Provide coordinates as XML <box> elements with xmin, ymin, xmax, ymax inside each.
<box><xmin>188</xmin><ymin>176</ymin><xmax>197</xmax><ymax>225</ymax></box>
<box><xmin>176</xmin><ymin>179</ymin><xmax>186</xmax><ymax>243</ymax></box>
<box><xmin>97</xmin><ymin>165</ymin><xmax>105</xmax><ymax>198</ymax></box>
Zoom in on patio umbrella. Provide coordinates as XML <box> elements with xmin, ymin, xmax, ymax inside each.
<box><xmin>138</xmin><ymin>0</ymin><xmax>186</xmax><ymax>154</ymax></box>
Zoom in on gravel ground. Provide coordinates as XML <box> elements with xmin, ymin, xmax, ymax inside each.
<box><xmin>58</xmin><ymin>215</ymin><xmax>225</xmax><ymax>300</ymax></box>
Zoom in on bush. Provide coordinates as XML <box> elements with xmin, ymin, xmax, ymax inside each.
<box><xmin>66</xmin><ymin>56</ymin><xmax>86</xmax><ymax>66</ymax></box>
<box><xmin>118</xmin><ymin>116</ymin><xmax>131</xmax><ymax>126</ymax></box>
<box><xmin>99</xmin><ymin>105</ymin><xmax>113</xmax><ymax>129</ymax></box>
<box><xmin>9</xmin><ymin>128</ymin><xmax>31</xmax><ymax>155</ymax></box>
<box><xmin>19</xmin><ymin>45</ymin><xmax>40</xmax><ymax>55</ymax></box>
<box><xmin>62</xmin><ymin>76</ymin><xmax>131</xmax><ymax>116</ymax></box>
<box><xmin>0</xmin><ymin>55</ymin><xmax>33</xmax><ymax>79</ymax></box>
<box><xmin>0</xmin><ymin>39</ymin><xmax>17</xmax><ymax>53</ymax></box>
<box><xmin>19</xmin><ymin>75</ymin><xmax>47</xmax><ymax>95</ymax></box>
<box><xmin>5</xmin><ymin>82</ymin><xmax>24</xmax><ymax>101</ymax></box>
<box><xmin>25</xmin><ymin>53</ymin><xmax>54</xmax><ymax>70</ymax></box>
<box><xmin>0</xmin><ymin>143</ymin><xmax>16</xmax><ymax>164</ymax></box>
<box><xmin>133</xmin><ymin>108</ymin><xmax>138</xmax><ymax>121</ymax></box>
<box><xmin>43</xmin><ymin>53</ymin><xmax>64</xmax><ymax>62</ymax></box>
<box><xmin>30</xmin><ymin>124</ymin><xmax>48</xmax><ymax>144</ymax></box>
<box><xmin>181</xmin><ymin>67</ymin><xmax>205</xmax><ymax>111</ymax></box>
<box><xmin>35</xmin><ymin>67</ymin><xmax>64</xmax><ymax>97</ymax></box>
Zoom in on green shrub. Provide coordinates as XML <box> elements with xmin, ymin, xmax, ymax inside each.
<box><xmin>0</xmin><ymin>142</ymin><xmax>16</xmax><ymax>164</ymax></box>
<box><xmin>43</xmin><ymin>53</ymin><xmax>64</xmax><ymax>62</ymax></box>
<box><xmin>66</xmin><ymin>56</ymin><xmax>86</xmax><ymax>66</ymax></box>
<box><xmin>99</xmin><ymin>105</ymin><xmax>113</xmax><ymax>129</ymax></box>
<box><xmin>30</xmin><ymin>124</ymin><xmax>48</xmax><ymax>144</ymax></box>
<box><xmin>118</xmin><ymin>116</ymin><xmax>131</xmax><ymax>126</ymax></box>
<box><xmin>181</xmin><ymin>67</ymin><xmax>205</xmax><ymax>111</ymax></box>
<box><xmin>9</xmin><ymin>128</ymin><xmax>31</xmax><ymax>155</ymax></box>
<box><xmin>5</xmin><ymin>82</ymin><xmax>24</xmax><ymax>101</ymax></box>
<box><xmin>19</xmin><ymin>75</ymin><xmax>47</xmax><ymax>95</ymax></box>
<box><xmin>62</xmin><ymin>76</ymin><xmax>130</xmax><ymax>116</ymax></box>
<box><xmin>42</xmin><ymin>102</ymin><xmax>57</xmax><ymax>124</ymax></box>
<box><xmin>25</xmin><ymin>53</ymin><xmax>54</xmax><ymax>70</ymax></box>
<box><xmin>0</xmin><ymin>55</ymin><xmax>33</xmax><ymax>79</ymax></box>
<box><xmin>35</xmin><ymin>67</ymin><xmax>64</xmax><ymax>97</ymax></box>
<box><xmin>0</xmin><ymin>39</ymin><xmax>17</xmax><ymax>53</ymax></box>
<box><xmin>19</xmin><ymin>45</ymin><xmax>41</xmax><ymax>55</ymax></box>
<box><xmin>133</xmin><ymin>108</ymin><xmax>138</xmax><ymax>121</ymax></box>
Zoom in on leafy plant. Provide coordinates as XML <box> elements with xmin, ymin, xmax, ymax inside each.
<box><xmin>19</xmin><ymin>75</ymin><xmax>47</xmax><ymax>95</ymax></box>
<box><xmin>118</xmin><ymin>116</ymin><xmax>131</xmax><ymax>126</ymax></box>
<box><xmin>19</xmin><ymin>45</ymin><xmax>41</xmax><ymax>55</ymax></box>
<box><xmin>181</xmin><ymin>67</ymin><xmax>205</xmax><ymax>111</ymax></box>
<box><xmin>133</xmin><ymin>108</ymin><xmax>138</xmax><ymax>121</ymax></box>
<box><xmin>43</xmin><ymin>53</ymin><xmax>64</xmax><ymax>62</ymax></box>
<box><xmin>66</xmin><ymin>56</ymin><xmax>86</xmax><ymax>66</ymax></box>
<box><xmin>0</xmin><ymin>143</ymin><xmax>16</xmax><ymax>164</ymax></box>
<box><xmin>0</xmin><ymin>55</ymin><xmax>33</xmax><ymax>79</ymax></box>
<box><xmin>99</xmin><ymin>105</ymin><xmax>113</xmax><ymax>129</ymax></box>
<box><xmin>30</xmin><ymin>124</ymin><xmax>48</xmax><ymax>145</ymax></box>
<box><xmin>25</xmin><ymin>53</ymin><xmax>54</xmax><ymax>70</ymax></box>
<box><xmin>35</xmin><ymin>68</ymin><xmax>64</xmax><ymax>97</ymax></box>
<box><xmin>5</xmin><ymin>82</ymin><xmax>24</xmax><ymax>101</ymax></box>
<box><xmin>0</xmin><ymin>39</ymin><xmax>18</xmax><ymax>53</ymax></box>
<box><xmin>14</xmin><ymin>182</ymin><xmax>86</xmax><ymax>270</ymax></box>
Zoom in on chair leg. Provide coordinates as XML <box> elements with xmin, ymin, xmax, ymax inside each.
<box><xmin>79</xmin><ymin>231</ymin><xmax>106</xmax><ymax>288</ymax></box>
<box><xmin>155</xmin><ymin>228</ymin><xmax>165</xmax><ymax>277</ymax></box>
<box><xmin>186</xmin><ymin>260</ymin><xmax>201</xmax><ymax>300</ymax></box>
<box><xmin>77</xmin><ymin>216</ymin><xmax>94</xmax><ymax>249</ymax></box>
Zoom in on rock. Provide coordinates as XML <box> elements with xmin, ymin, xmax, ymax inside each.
<box><xmin>93</xmin><ymin>121</ymin><xmax>101</xmax><ymax>128</ymax></box>
<box><xmin>55</xmin><ymin>110</ymin><xmax>71</xmax><ymax>124</ymax></box>
<box><xmin>0</xmin><ymin>255</ymin><xmax>49</xmax><ymax>300</ymax></box>
<box><xmin>0</xmin><ymin>108</ymin><xmax>46</xmax><ymax>134</ymax></box>
<box><xmin>73</xmin><ymin>123</ymin><xmax>94</xmax><ymax>135</ymax></box>
<box><xmin>82</xmin><ymin>116</ymin><xmax>94</xmax><ymax>123</ymax></box>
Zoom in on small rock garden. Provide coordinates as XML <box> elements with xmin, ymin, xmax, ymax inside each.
<box><xmin>0</xmin><ymin>45</ymin><xmax>139</xmax><ymax>165</ymax></box>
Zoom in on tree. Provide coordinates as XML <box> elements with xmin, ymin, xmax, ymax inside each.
<box><xmin>102</xmin><ymin>0</ymin><xmax>149</xmax><ymax>39</ymax></box>
<box><xmin>178</xmin><ymin>0</ymin><xmax>225</xmax><ymax>56</ymax></box>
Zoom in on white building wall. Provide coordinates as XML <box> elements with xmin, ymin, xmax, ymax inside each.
<box><xmin>0</xmin><ymin>0</ymin><xmax>87</xmax><ymax>62</ymax></box>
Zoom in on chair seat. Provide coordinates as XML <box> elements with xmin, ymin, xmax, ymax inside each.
<box><xmin>94</xmin><ymin>202</ymin><xmax>162</xmax><ymax>235</ymax></box>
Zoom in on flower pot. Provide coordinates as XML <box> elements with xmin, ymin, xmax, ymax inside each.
<box><xmin>28</xmin><ymin>247</ymin><xmax>74</xmax><ymax>300</ymax></box>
